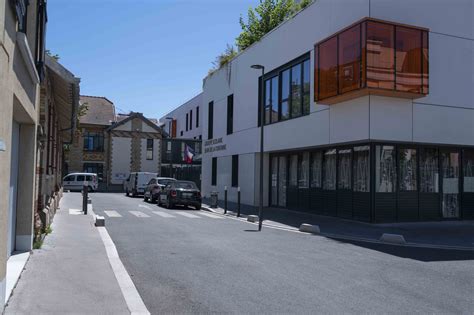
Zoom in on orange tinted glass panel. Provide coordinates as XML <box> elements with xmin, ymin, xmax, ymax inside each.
<box><xmin>422</xmin><ymin>31</ymin><xmax>429</xmax><ymax>94</ymax></box>
<box><xmin>396</xmin><ymin>26</ymin><xmax>422</xmax><ymax>93</ymax></box>
<box><xmin>367</xmin><ymin>21</ymin><xmax>394</xmax><ymax>90</ymax></box>
<box><xmin>338</xmin><ymin>24</ymin><xmax>361</xmax><ymax>94</ymax></box>
<box><xmin>319</xmin><ymin>37</ymin><xmax>338</xmax><ymax>99</ymax></box>
<box><xmin>361</xmin><ymin>21</ymin><xmax>367</xmax><ymax>88</ymax></box>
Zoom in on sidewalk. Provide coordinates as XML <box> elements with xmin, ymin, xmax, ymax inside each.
<box><xmin>202</xmin><ymin>200</ymin><xmax>474</xmax><ymax>250</ymax></box>
<box><xmin>4</xmin><ymin>193</ymin><xmax>129</xmax><ymax>315</ymax></box>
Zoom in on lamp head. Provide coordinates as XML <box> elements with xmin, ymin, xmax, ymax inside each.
<box><xmin>251</xmin><ymin>64</ymin><xmax>264</xmax><ymax>70</ymax></box>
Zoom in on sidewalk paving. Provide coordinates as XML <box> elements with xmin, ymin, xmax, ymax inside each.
<box><xmin>202</xmin><ymin>200</ymin><xmax>474</xmax><ymax>249</ymax></box>
<box><xmin>4</xmin><ymin>193</ymin><xmax>129</xmax><ymax>315</ymax></box>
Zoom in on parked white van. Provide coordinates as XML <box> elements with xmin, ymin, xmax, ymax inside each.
<box><xmin>63</xmin><ymin>173</ymin><xmax>98</xmax><ymax>192</ymax></box>
<box><xmin>124</xmin><ymin>172</ymin><xmax>157</xmax><ymax>197</ymax></box>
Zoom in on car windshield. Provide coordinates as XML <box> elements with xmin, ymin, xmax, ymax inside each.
<box><xmin>174</xmin><ymin>181</ymin><xmax>197</xmax><ymax>189</ymax></box>
<box><xmin>158</xmin><ymin>179</ymin><xmax>175</xmax><ymax>185</ymax></box>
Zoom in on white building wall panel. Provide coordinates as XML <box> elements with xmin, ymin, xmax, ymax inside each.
<box><xmin>330</xmin><ymin>96</ymin><xmax>370</xmax><ymax>144</ymax></box>
<box><xmin>110</xmin><ymin>137</ymin><xmax>131</xmax><ymax>185</ymax></box>
<box><xmin>369</xmin><ymin>96</ymin><xmax>413</xmax><ymax>142</ymax></box>
<box><xmin>140</xmin><ymin>138</ymin><xmax>159</xmax><ymax>173</ymax></box>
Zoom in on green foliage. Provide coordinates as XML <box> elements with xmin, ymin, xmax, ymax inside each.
<box><xmin>33</xmin><ymin>239</ymin><xmax>43</xmax><ymax>249</ymax></box>
<box><xmin>44</xmin><ymin>225</ymin><xmax>53</xmax><ymax>235</ymax></box>
<box><xmin>236</xmin><ymin>0</ymin><xmax>313</xmax><ymax>51</ymax></box>
<box><xmin>209</xmin><ymin>44</ymin><xmax>238</xmax><ymax>75</ymax></box>
<box><xmin>76</xmin><ymin>101</ymin><xmax>89</xmax><ymax>126</ymax></box>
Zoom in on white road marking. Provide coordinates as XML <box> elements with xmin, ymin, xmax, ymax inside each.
<box><xmin>129</xmin><ymin>211</ymin><xmax>150</xmax><ymax>218</ymax></box>
<box><xmin>138</xmin><ymin>204</ymin><xmax>152</xmax><ymax>210</ymax></box>
<box><xmin>69</xmin><ymin>208</ymin><xmax>82</xmax><ymax>215</ymax></box>
<box><xmin>104</xmin><ymin>210</ymin><xmax>122</xmax><ymax>218</ymax></box>
<box><xmin>97</xmin><ymin>227</ymin><xmax>150</xmax><ymax>315</ymax></box>
<box><xmin>197</xmin><ymin>212</ymin><xmax>223</xmax><ymax>219</ymax></box>
<box><xmin>175</xmin><ymin>211</ymin><xmax>200</xmax><ymax>218</ymax></box>
<box><xmin>152</xmin><ymin>211</ymin><xmax>175</xmax><ymax>218</ymax></box>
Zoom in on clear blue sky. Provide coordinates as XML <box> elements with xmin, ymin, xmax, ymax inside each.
<box><xmin>47</xmin><ymin>0</ymin><xmax>258</xmax><ymax>118</ymax></box>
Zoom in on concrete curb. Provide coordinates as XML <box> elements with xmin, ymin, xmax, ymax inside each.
<box><xmin>247</xmin><ymin>215</ymin><xmax>259</xmax><ymax>223</ymax></box>
<box><xmin>299</xmin><ymin>224</ymin><xmax>320</xmax><ymax>234</ymax></box>
<box><xmin>380</xmin><ymin>233</ymin><xmax>406</xmax><ymax>245</ymax></box>
<box><xmin>201</xmin><ymin>205</ymin><xmax>473</xmax><ymax>251</ymax></box>
<box><xmin>95</xmin><ymin>215</ymin><xmax>105</xmax><ymax>227</ymax></box>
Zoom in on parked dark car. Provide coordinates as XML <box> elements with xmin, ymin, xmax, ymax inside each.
<box><xmin>143</xmin><ymin>177</ymin><xmax>176</xmax><ymax>203</ymax></box>
<box><xmin>158</xmin><ymin>180</ymin><xmax>201</xmax><ymax>210</ymax></box>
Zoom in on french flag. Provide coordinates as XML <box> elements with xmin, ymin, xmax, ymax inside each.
<box><xmin>184</xmin><ymin>144</ymin><xmax>194</xmax><ymax>164</ymax></box>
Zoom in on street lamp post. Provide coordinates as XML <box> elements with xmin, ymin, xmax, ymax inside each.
<box><xmin>251</xmin><ymin>64</ymin><xmax>265</xmax><ymax>231</ymax></box>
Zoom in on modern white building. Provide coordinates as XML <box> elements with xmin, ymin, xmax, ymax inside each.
<box><xmin>159</xmin><ymin>93</ymin><xmax>202</xmax><ymax>140</ymax></box>
<box><xmin>200</xmin><ymin>0</ymin><xmax>474</xmax><ymax>223</ymax></box>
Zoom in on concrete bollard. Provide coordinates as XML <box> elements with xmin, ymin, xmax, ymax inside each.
<box><xmin>95</xmin><ymin>215</ymin><xmax>105</xmax><ymax>227</ymax></box>
<box><xmin>247</xmin><ymin>215</ymin><xmax>259</xmax><ymax>223</ymax></box>
<box><xmin>380</xmin><ymin>233</ymin><xmax>406</xmax><ymax>245</ymax></box>
<box><xmin>299</xmin><ymin>223</ymin><xmax>321</xmax><ymax>234</ymax></box>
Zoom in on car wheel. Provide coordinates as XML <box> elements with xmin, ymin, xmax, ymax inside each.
<box><xmin>195</xmin><ymin>204</ymin><xmax>201</xmax><ymax>210</ymax></box>
<box><xmin>151</xmin><ymin>195</ymin><xmax>156</xmax><ymax>203</ymax></box>
<box><xmin>126</xmin><ymin>189</ymin><xmax>129</xmax><ymax>197</ymax></box>
<box><xmin>132</xmin><ymin>189</ymin><xmax>137</xmax><ymax>197</ymax></box>
<box><xmin>144</xmin><ymin>194</ymin><xmax>148</xmax><ymax>202</ymax></box>
<box><xmin>167</xmin><ymin>198</ymin><xmax>173</xmax><ymax>209</ymax></box>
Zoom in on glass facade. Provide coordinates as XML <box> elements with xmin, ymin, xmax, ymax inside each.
<box><xmin>262</xmin><ymin>55</ymin><xmax>310</xmax><ymax>125</ymax></box>
<box><xmin>314</xmin><ymin>18</ymin><xmax>429</xmax><ymax>103</ymax></box>
<box><xmin>269</xmin><ymin>144</ymin><xmax>472</xmax><ymax>223</ymax></box>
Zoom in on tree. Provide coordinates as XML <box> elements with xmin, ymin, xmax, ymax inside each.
<box><xmin>236</xmin><ymin>0</ymin><xmax>313</xmax><ymax>51</ymax></box>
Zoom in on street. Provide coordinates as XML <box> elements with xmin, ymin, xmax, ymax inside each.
<box><xmin>91</xmin><ymin>193</ymin><xmax>474</xmax><ymax>314</ymax></box>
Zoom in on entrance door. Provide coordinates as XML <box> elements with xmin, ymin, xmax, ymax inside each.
<box><xmin>271</xmin><ymin>156</ymin><xmax>278</xmax><ymax>206</ymax></box>
<box><xmin>441</xmin><ymin>150</ymin><xmax>460</xmax><ymax>218</ymax></box>
<box><xmin>278</xmin><ymin>156</ymin><xmax>287</xmax><ymax>207</ymax></box>
<box><xmin>7</xmin><ymin>121</ymin><xmax>20</xmax><ymax>257</ymax></box>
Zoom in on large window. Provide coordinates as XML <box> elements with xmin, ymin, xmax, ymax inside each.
<box><xmin>189</xmin><ymin>110</ymin><xmax>193</xmax><ymax>131</ymax></box>
<box><xmin>315</xmin><ymin>18</ymin><xmax>429</xmax><ymax>104</ymax></box>
<box><xmin>375</xmin><ymin>145</ymin><xmax>396</xmax><ymax>192</ymax></box>
<box><xmin>208</xmin><ymin>101</ymin><xmax>214</xmax><ymax>139</ymax></box>
<box><xmin>83</xmin><ymin>163</ymin><xmax>104</xmax><ymax>182</ymax></box>
<box><xmin>464</xmin><ymin>150</ymin><xmax>474</xmax><ymax>192</ymax></box>
<box><xmin>420</xmin><ymin>148</ymin><xmax>439</xmax><ymax>193</ymax></box>
<box><xmin>261</xmin><ymin>54</ymin><xmax>310</xmax><ymax>125</ymax></box>
<box><xmin>399</xmin><ymin>148</ymin><xmax>417</xmax><ymax>191</ymax></box>
<box><xmin>227</xmin><ymin>94</ymin><xmax>234</xmax><ymax>135</ymax></box>
<box><xmin>83</xmin><ymin>131</ymin><xmax>104</xmax><ymax>152</ymax></box>
<box><xmin>299</xmin><ymin>153</ymin><xmax>309</xmax><ymax>188</ymax></box>
<box><xmin>353</xmin><ymin>146</ymin><xmax>370</xmax><ymax>192</ymax></box>
<box><xmin>186</xmin><ymin>113</ymin><xmax>189</xmax><ymax>131</ymax></box>
<box><xmin>310</xmin><ymin>151</ymin><xmax>322</xmax><ymax>188</ymax></box>
<box><xmin>289</xmin><ymin>154</ymin><xmax>298</xmax><ymax>187</ymax></box>
<box><xmin>323</xmin><ymin>149</ymin><xmax>336</xmax><ymax>190</ymax></box>
<box><xmin>196</xmin><ymin>106</ymin><xmax>199</xmax><ymax>128</ymax></box>
<box><xmin>338</xmin><ymin>149</ymin><xmax>352</xmax><ymax>189</ymax></box>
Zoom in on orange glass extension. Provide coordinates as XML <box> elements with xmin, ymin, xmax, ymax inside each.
<box><xmin>314</xmin><ymin>18</ymin><xmax>429</xmax><ymax>104</ymax></box>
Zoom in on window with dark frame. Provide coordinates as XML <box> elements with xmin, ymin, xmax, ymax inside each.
<box><xmin>83</xmin><ymin>131</ymin><xmax>104</xmax><ymax>152</ymax></box>
<box><xmin>208</xmin><ymin>101</ymin><xmax>214</xmax><ymax>139</ymax></box>
<box><xmin>196</xmin><ymin>106</ymin><xmax>199</xmax><ymax>128</ymax></box>
<box><xmin>211</xmin><ymin>157</ymin><xmax>217</xmax><ymax>186</ymax></box>
<box><xmin>189</xmin><ymin>110</ymin><xmax>193</xmax><ymax>130</ymax></box>
<box><xmin>146</xmin><ymin>139</ymin><xmax>154</xmax><ymax>160</ymax></box>
<box><xmin>186</xmin><ymin>113</ymin><xmax>189</xmax><ymax>131</ymax></box>
<box><xmin>232</xmin><ymin>155</ymin><xmax>239</xmax><ymax>187</ymax></box>
<box><xmin>260</xmin><ymin>54</ymin><xmax>310</xmax><ymax>126</ymax></box>
<box><xmin>227</xmin><ymin>94</ymin><xmax>234</xmax><ymax>135</ymax></box>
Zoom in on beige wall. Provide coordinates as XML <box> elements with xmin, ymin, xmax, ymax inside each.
<box><xmin>0</xmin><ymin>0</ymin><xmax>40</xmax><ymax>306</ymax></box>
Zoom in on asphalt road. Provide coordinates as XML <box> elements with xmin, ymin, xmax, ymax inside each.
<box><xmin>91</xmin><ymin>192</ymin><xmax>474</xmax><ymax>314</ymax></box>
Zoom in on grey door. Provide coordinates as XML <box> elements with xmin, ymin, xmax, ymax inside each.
<box><xmin>7</xmin><ymin>121</ymin><xmax>20</xmax><ymax>257</ymax></box>
<box><xmin>441</xmin><ymin>150</ymin><xmax>460</xmax><ymax>219</ymax></box>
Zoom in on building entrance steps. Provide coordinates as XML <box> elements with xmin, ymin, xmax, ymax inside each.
<box><xmin>4</xmin><ymin>193</ymin><xmax>129</xmax><ymax>314</ymax></box>
<box><xmin>201</xmin><ymin>199</ymin><xmax>474</xmax><ymax>250</ymax></box>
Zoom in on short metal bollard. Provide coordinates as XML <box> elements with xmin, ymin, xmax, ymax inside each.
<box><xmin>210</xmin><ymin>191</ymin><xmax>218</xmax><ymax>208</ymax></box>
<box><xmin>224</xmin><ymin>186</ymin><xmax>228</xmax><ymax>214</ymax></box>
<box><xmin>237</xmin><ymin>187</ymin><xmax>241</xmax><ymax>217</ymax></box>
<box><xmin>82</xmin><ymin>184</ymin><xmax>88</xmax><ymax>215</ymax></box>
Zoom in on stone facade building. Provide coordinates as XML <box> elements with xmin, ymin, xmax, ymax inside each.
<box><xmin>65</xmin><ymin>95</ymin><xmax>116</xmax><ymax>189</ymax></box>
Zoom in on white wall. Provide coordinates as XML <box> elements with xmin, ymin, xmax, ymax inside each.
<box><xmin>199</xmin><ymin>0</ymin><xmax>473</xmax><ymax>206</ymax></box>
<box><xmin>140</xmin><ymin>138</ymin><xmax>160</xmax><ymax>173</ymax></box>
<box><xmin>159</xmin><ymin>93</ymin><xmax>202</xmax><ymax>139</ymax></box>
<box><xmin>110</xmin><ymin>137</ymin><xmax>131</xmax><ymax>185</ymax></box>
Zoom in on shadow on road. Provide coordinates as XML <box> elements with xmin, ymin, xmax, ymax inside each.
<box><xmin>329</xmin><ymin>237</ymin><xmax>474</xmax><ymax>262</ymax></box>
